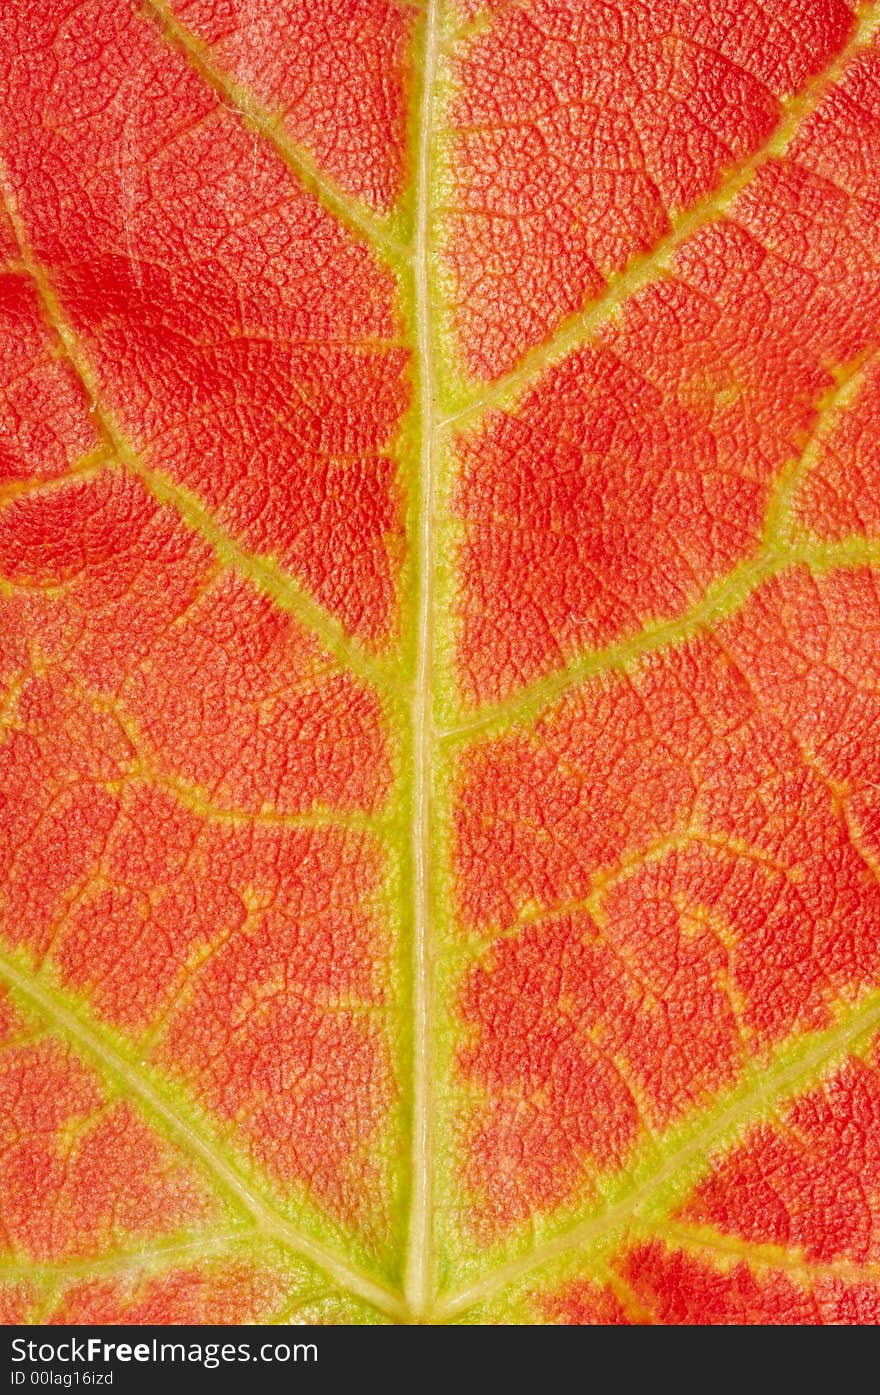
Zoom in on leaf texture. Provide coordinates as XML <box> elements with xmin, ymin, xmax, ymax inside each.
<box><xmin>2</xmin><ymin>0</ymin><xmax>880</xmax><ymax>1326</ymax></box>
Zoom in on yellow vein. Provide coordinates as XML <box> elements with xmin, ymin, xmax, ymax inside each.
<box><xmin>603</xmin><ymin>1266</ymin><xmax>659</xmax><ymax>1324</ymax></box>
<box><xmin>443</xmin><ymin>530</ymin><xmax>880</xmax><ymax>748</ymax></box>
<box><xmin>108</xmin><ymin>767</ymin><xmax>385</xmax><ymax>835</ymax></box>
<box><xmin>435</xmin><ymin>986</ymin><xmax>880</xmax><ymax>1319</ymax></box>
<box><xmin>763</xmin><ymin>347</ymin><xmax>879</xmax><ymax>544</ymax></box>
<box><xmin>60</xmin><ymin>686</ymin><xmax>386</xmax><ymax>835</ymax></box>
<box><xmin>644</xmin><ymin>1219</ymin><xmax>880</xmax><ymax>1288</ymax></box>
<box><xmin>140</xmin><ymin>0</ymin><xmax>405</xmax><ymax>260</ymax></box>
<box><xmin>0</xmin><ymin>1228</ymin><xmax>253</xmax><ymax>1287</ymax></box>
<box><xmin>441</xmin><ymin>551</ymin><xmax>781</xmax><ymax>741</ymax></box>
<box><xmin>445</xmin><ymin>0</ymin><xmax>523</xmax><ymax>50</ymax></box>
<box><xmin>402</xmin><ymin>0</ymin><xmax>441</xmax><ymax>1324</ymax></box>
<box><xmin>445</xmin><ymin>825</ymin><xmax>793</xmax><ymax>954</ymax></box>
<box><xmin>0</xmin><ymin>949</ymin><xmax>407</xmax><ymax>1323</ymax></box>
<box><xmin>440</xmin><ymin>2</ymin><xmax>880</xmax><ymax>434</ymax></box>
<box><xmin>0</xmin><ymin>448</ymin><xmax>111</xmax><ymax>504</ymax></box>
<box><xmin>0</xmin><ymin>168</ymin><xmax>390</xmax><ymax>696</ymax></box>
<box><xmin>105</xmin><ymin>463</ymin><xmax>392</xmax><ymax>692</ymax></box>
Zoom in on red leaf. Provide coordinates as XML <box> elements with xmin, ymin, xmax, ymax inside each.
<box><xmin>2</xmin><ymin>0</ymin><xmax>880</xmax><ymax>1325</ymax></box>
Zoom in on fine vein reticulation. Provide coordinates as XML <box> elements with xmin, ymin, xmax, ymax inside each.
<box><xmin>1</xmin><ymin>0</ymin><xmax>880</xmax><ymax>1328</ymax></box>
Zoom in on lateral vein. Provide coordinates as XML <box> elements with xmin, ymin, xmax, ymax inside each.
<box><xmin>435</xmin><ymin>987</ymin><xmax>880</xmax><ymax>1319</ymax></box>
<box><xmin>443</xmin><ymin>347</ymin><xmax>880</xmax><ymax>743</ymax></box>
<box><xmin>0</xmin><ymin>1228</ymin><xmax>254</xmax><ymax>1288</ymax></box>
<box><xmin>0</xmin><ymin>949</ymin><xmax>407</xmax><ymax>1323</ymax></box>
<box><xmin>0</xmin><ymin>165</ymin><xmax>391</xmax><ymax>696</ymax></box>
<box><xmin>644</xmin><ymin>1220</ymin><xmax>880</xmax><ymax>1288</ymax></box>
<box><xmin>140</xmin><ymin>0</ymin><xmax>406</xmax><ymax>260</ymax></box>
<box><xmin>441</xmin><ymin>3</ymin><xmax>880</xmax><ymax>434</ymax></box>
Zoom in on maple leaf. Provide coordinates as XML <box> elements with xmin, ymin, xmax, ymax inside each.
<box><xmin>1</xmin><ymin>0</ymin><xmax>880</xmax><ymax>1326</ymax></box>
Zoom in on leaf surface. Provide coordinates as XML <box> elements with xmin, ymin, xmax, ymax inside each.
<box><xmin>2</xmin><ymin>0</ymin><xmax>880</xmax><ymax>1325</ymax></box>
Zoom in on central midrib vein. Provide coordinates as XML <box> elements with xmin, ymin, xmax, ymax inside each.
<box><xmin>403</xmin><ymin>0</ymin><xmax>442</xmax><ymax>1323</ymax></box>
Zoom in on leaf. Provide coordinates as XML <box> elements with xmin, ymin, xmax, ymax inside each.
<box><xmin>1</xmin><ymin>0</ymin><xmax>880</xmax><ymax>1326</ymax></box>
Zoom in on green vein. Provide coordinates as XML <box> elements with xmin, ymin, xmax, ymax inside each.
<box><xmin>0</xmin><ymin>947</ymin><xmax>407</xmax><ymax>1323</ymax></box>
<box><xmin>442</xmin><ymin>3</ymin><xmax>503</xmax><ymax>50</ymax></box>
<box><xmin>3</xmin><ymin>1233</ymin><xmax>362</xmax><ymax>1328</ymax></box>
<box><xmin>401</xmin><ymin>0</ymin><xmax>442</xmax><ymax>1323</ymax></box>
<box><xmin>0</xmin><ymin>167</ymin><xmax>392</xmax><ymax>697</ymax></box>
<box><xmin>439</xmin><ymin>2</ymin><xmax>880</xmax><ymax>433</ymax></box>
<box><xmin>435</xmin><ymin>986</ymin><xmax>880</xmax><ymax>1319</ymax></box>
<box><xmin>439</xmin><ymin>539</ymin><xmax>880</xmax><ymax>744</ymax></box>
<box><xmin>14</xmin><ymin>684</ymin><xmax>389</xmax><ymax>837</ymax></box>
<box><xmin>0</xmin><ymin>452</ymin><xmax>110</xmax><ymax>504</ymax></box>
<box><xmin>4</xmin><ymin>1228</ymin><xmax>349</xmax><ymax>1325</ymax></box>
<box><xmin>764</xmin><ymin>347</ymin><xmax>879</xmax><ymax>544</ymax></box>
<box><xmin>0</xmin><ymin>1228</ymin><xmax>253</xmax><ymax>1288</ymax></box>
<box><xmin>106</xmin><ymin>767</ymin><xmax>386</xmax><ymax>835</ymax></box>
<box><xmin>445</xmin><ymin>825</ymin><xmax>793</xmax><ymax>957</ymax></box>
<box><xmin>108</xmin><ymin>462</ymin><xmax>393</xmax><ymax>693</ymax></box>
<box><xmin>441</xmin><ymin>550</ymin><xmax>782</xmax><ymax>742</ymax></box>
<box><xmin>642</xmin><ymin>1219</ymin><xmax>880</xmax><ymax>1288</ymax></box>
<box><xmin>442</xmin><ymin>348</ymin><xmax>880</xmax><ymax>743</ymax></box>
<box><xmin>140</xmin><ymin>0</ymin><xmax>406</xmax><ymax>260</ymax></box>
